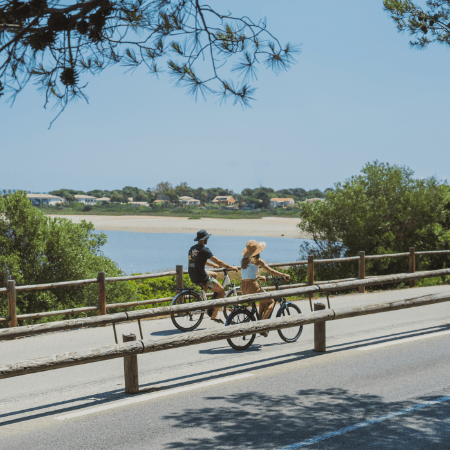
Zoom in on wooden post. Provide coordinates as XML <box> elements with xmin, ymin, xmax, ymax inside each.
<box><xmin>307</xmin><ymin>256</ymin><xmax>314</xmax><ymax>311</ymax></box>
<box><xmin>314</xmin><ymin>302</ymin><xmax>326</xmax><ymax>352</ymax></box>
<box><xmin>7</xmin><ymin>280</ymin><xmax>17</xmax><ymax>328</ymax></box>
<box><xmin>409</xmin><ymin>247</ymin><xmax>416</xmax><ymax>288</ymax></box>
<box><xmin>97</xmin><ymin>272</ymin><xmax>106</xmax><ymax>316</ymax></box>
<box><xmin>359</xmin><ymin>251</ymin><xmax>365</xmax><ymax>293</ymax></box>
<box><xmin>122</xmin><ymin>333</ymin><xmax>139</xmax><ymax>394</ymax></box>
<box><xmin>176</xmin><ymin>265</ymin><xmax>184</xmax><ymax>291</ymax></box>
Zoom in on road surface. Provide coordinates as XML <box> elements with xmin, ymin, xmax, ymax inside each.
<box><xmin>1</xmin><ymin>285</ymin><xmax>450</xmax><ymax>449</ymax></box>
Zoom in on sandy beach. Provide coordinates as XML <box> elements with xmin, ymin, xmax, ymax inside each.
<box><xmin>47</xmin><ymin>215</ymin><xmax>312</xmax><ymax>239</ymax></box>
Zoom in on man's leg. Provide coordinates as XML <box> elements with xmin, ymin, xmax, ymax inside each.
<box><xmin>209</xmin><ymin>279</ymin><xmax>225</xmax><ymax>321</ymax></box>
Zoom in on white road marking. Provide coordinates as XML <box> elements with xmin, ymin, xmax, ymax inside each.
<box><xmin>279</xmin><ymin>395</ymin><xmax>450</xmax><ymax>449</ymax></box>
<box><xmin>55</xmin><ymin>373</ymin><xmax>254</xmax><ymax>421</ymax></box>
<box><xmin>357</xmin><ymin>329</ymin><xmax>450</xmax><ymax>351</ymax></box>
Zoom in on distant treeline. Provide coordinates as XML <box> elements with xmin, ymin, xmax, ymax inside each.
<box><xmin>46</xmin><ymin>182</ymin><xmax>331</xmax><ymax>208</ymax></box>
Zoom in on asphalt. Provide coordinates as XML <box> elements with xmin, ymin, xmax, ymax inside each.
<box><xmin>1</xmin><ymin>284</ymin><xmax>450</xmax><ymax>449</ymax></box>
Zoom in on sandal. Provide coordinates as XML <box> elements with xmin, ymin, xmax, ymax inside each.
<box><xmin>211</xmin><ymin>318</ymin><xmax>224</xmax><ymax>324</ymax></box>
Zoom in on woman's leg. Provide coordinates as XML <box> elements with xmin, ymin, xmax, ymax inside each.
<box><xmin>241</xmin><ymin>280</ymin><xmax>271</xmax><ymax>336</ymax></box>
<box><xmin>259</xmin><ymin>299</ymin><xmax>275</xmax><ymax>320</ymax></box>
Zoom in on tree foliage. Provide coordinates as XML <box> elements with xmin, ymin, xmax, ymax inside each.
<box><xmin>384</xmin><ymin>0</ymin><xmax>450</xmax><ymax>49</ymax></box>
<box><xmin>0</xmin><ymin>191</ymin><xmax>135</xmax><ymax>325</ymax></box>
<box><xmin>298</xmin><ymin>161</ymin><xmax>450</xmax><ymax>280</ymax></box>
<box><xmin>0</xmin><ymin>0</ymin><xmax>299</xmax><ymax>121</ymax></box>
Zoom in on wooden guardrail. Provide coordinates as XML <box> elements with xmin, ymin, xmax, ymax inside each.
<box><xmin>1</xmin><ymin>268</ymin><xmax>449</xmax><ymax>341</ymax></box>
<box><xmin>1</xmin><ymin>282</ymin><xmax>449</xmax><ymax>381</ymax></box>
<box><xmin>1</xmin><ymin>248</ymin><xmax>449</xmax><ymax>328</ymax></box>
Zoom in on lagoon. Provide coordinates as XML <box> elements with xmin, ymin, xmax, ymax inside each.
<box><xmin>96</xmin><ymin>230</ymin><xmax>311</xmax><ymax>274</ymax></box>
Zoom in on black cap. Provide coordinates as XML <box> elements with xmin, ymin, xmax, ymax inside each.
<box><xmin>194</xmin><ymin>230</ymin><xmax>212</xmax><ymax>241</ymax></box>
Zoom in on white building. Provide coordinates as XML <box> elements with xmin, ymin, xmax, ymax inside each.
<box><xmin>74</xmin><ymin>195</ymin><xmax>97</xmax><ymax>205</ymax></box>
<box><xmin>128</xmin><ymin>201</ymin><xmax>150</xmax><ymax>207</ymax></box>
<box><xmin>27</xmin><ymin>194</ymin><xmax>64</xmax><ymax>206</ymax></box>
<box><xmin>270</xmin><ymin>198</ymin><xmax>295</xmax><ymax>208</ymax></box>
<box><xmin>305</xmin><ymin>198</ymin><xmax>325</xmax><ymax>203</ymax></box>
<box><xmin>179</xmin><ymin>196</ymin><xmax>201</xmax><ymax>206</ymax></box>
<box><xmin>96</xmin><ymin>197</ymin><xmax>110</xmax><ymax>203</ymax></box>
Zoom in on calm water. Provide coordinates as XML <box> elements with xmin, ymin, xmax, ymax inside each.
<box><xmin>96</xmin><ymin>231</ymin><xmax>312</xmax><ymax>274</ymax></box>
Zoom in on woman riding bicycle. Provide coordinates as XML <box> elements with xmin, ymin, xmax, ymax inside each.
<box><xmin>240</xmin><ymin>240</ymin><xmax>290</xmax><ymax>337</ymax></box>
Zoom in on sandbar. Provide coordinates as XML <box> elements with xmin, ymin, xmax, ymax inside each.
<box><xmin>47</xmin><ymin>215</ymin><xmax>312</xmax><ymax>239</ymax></box>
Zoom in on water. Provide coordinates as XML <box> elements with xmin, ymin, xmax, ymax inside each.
<box><xmin>96</xmin><ymin>230</ymin><xmax>312</xmax><ymax>274</ymax></box>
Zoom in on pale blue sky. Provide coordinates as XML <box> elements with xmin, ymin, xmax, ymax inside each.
<box><xmin>1</xmin><ymin>0</ymin><xmax>449</xmax><ymax>193</ymax></box>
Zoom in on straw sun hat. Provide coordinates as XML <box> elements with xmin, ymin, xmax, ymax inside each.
<box><xmin>242</xmin><ymin>240</ymin><xmax>266</xmax><ymax>258</ymax></box>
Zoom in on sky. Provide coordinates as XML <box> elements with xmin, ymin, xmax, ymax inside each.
<box><xmin>1</xmin><ymin>0</ymin><xmax>449</xmax><ymax>194</ymax></box>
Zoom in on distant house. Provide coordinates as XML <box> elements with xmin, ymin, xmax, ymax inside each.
<box><xmin>179</xmin><ymin>196</ymin><xmax>201</xmax><ymax>206</ymax></box>
<box><xmin>305</xmin><ymin>198</ymin><xmax>325</xmax><ymax>203</ymax></box>
<box><xmin>129</xmin><ymin>201</ymin><xmax>150</xmax><ymax>207</ymax></box>
<box><xmin>96</xmin><ymin>197</ymin><xmax>110</xmax><ymax>203</ymax></box>
<box><xmin>128</xmin><ymin>197</ymin><xmax>133</xmax><ymax>202</ymax></box>
<box><xmin>153</xmin><ymin>199</ymin><xmax>170</xmax><ymax>206</ymax></box>
<box><xmin>27</xmin><ymin>193</ymin><xmax>63</xmax><ymax>206</ymax></box>
<box><xmin>212</xmin><ymin>196</ymin><xmax>235</xmax><ymax>206</ymax></box>
<box><xmin>270</xmin><ymin>198</ymin><xmax>295</xmax><ymax>208</ymax></box>
<box><xmin>74</xmin><ymin>195</ymin><xmax>97</xmax><ymax>205</ymax></box>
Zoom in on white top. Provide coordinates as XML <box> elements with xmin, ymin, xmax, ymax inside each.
<box><xmin>241</xmin><ymin>263</ymin><xmax>259</xmax><ymax>280</ymax></box>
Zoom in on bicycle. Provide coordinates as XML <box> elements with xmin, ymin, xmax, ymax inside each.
<box><xmin>170</xmin><ymin>268</ymin><xmax>239</xmax><ymax>332</ymax></box>
<box><xmin>224</xmin><ymin>277</ymin><xmax>303</xmax><ymax>351</ymax></box>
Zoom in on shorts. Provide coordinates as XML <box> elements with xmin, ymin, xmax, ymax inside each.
<box><xmin>241</xmin><ymin>279</ymin><xmax>264</xmax><ymax>295</ymax></box>
<box><xmin>198</xmin><ymin>275</ymin><xmax>216</xmax><ymax>290</ymax></box>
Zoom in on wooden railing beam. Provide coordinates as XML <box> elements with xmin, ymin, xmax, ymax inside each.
<box><xmin>3</xmin><ymin>291</ymin><xmax>450</xmax><ymax>380</ymax></box>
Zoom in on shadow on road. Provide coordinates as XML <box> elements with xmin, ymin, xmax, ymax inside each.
<box><xmin>328</xmin><ymin>323</ymin><xmax>450</xmax><ymax>352</ymax></box>
<box><xmin>162</xmin><ymin>388</ymin><xmax>450</xmax><ymax>449</ymax></box>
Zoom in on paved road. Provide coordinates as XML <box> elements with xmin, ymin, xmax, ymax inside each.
<box><xmin>2</xmin><ymin>285</ymin><xmax>450</xmax><ymax>449</ymax></box>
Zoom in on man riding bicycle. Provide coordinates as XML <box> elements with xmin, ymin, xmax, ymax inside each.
<box><xmin>188</xmin><ymin>230</ymin><xmax>238</xmax><ymax>324</ymax></box>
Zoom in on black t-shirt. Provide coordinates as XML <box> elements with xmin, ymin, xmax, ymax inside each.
<box><xmin>188</xmin><ymin>244</ymin><xmax>214</xmax><ymax>284</ymax></box>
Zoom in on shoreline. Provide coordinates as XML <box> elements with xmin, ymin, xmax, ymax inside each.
<box><xmin>47</xmin><ymin>215</ymin><xmax>312</xmax><ymax>239</ymax></box>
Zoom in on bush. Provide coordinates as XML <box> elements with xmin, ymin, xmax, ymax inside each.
<box><xmin>298</xmin><ymin>161</ymin><xmax>450</xmax><ymax>281</ymax></box>
<box><xmin>0</xmin><ymin>192</ymin><xmax>138</xmax><ymax>326</ymax></box>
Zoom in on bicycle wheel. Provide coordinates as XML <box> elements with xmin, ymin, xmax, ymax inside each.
<box><xmin>171</xmin><ymin>291</ymin><xmax>204</xmax><ymax>332</ymax></box>
<box><xmin>222</xmin><ymin>289</ymin><xmax>237</xmax><ymax>320</ymax></box>
<box><xmin>277</xmin><ymin>302</ymin><xmax>303</xmax><ymax>343</ymax></box>
<box><xmin>225</xmin><ymin>308</ymin><xmax>256</xmax><ymax>351</ymax></box>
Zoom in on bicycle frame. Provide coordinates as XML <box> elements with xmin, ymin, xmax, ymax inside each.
<box><xmin>186</xmin><ymin>268</ymin><xmax>237</xmax><ymax>301</ymax></box>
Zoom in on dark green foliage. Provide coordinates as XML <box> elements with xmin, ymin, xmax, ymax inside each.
<box><xmin>384</xmin><ymin>0</ymin><xmax>450</xmax><ymax>49</ymax></box>
<box><xmin>0</xmin><ymin>191</ymin><xmax>137</xmax><ymax>326</ymax></box>
<box><xmin>298</xmin><ymin>161</ymin><xmax>450</xmax><ymax>282</ymax></box>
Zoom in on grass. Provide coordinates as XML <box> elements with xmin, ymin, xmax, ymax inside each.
<box><xmin>38</xmin><ymin>203</ymin><xmax>300</xmax><ymax>219</ymax></box>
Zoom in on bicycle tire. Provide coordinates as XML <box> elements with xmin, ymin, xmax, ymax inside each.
<box><xmin>276</xmin><ymin>302</ymin><xmax>303</xmax><ymax>343</ymax></box>
<box><xmin>171</xmin><ymin>291</ymin><xmax>204</xmax><ymax>332</ymax></box>
<box><xmin>225</xmin><ymin>308</ymin><xmax>256</xmax><ymax>351</ymax></box>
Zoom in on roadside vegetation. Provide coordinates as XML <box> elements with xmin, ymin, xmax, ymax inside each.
<box><xmin>295</xmin><ymin>161</ymin><xmax>450</xmax><ymax>284</ymax></box>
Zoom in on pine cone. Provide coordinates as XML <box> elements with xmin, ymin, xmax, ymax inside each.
<box><xmin>29</xmin><ymin>0</ymin><xmax>47</xmax><ymax>13</ymax></box>
<box><xmin>28</xmin><ymin>30</ymin><xmax>54</xmax><ymax>51</ymax></box>
<box><xmin>420</xmin><ymin>25</ymin><xmax>428</xmax><ymax>34</ymax></box>
<box><xmin>76</xmin><ymin>19</ymin><xmax>89</xmax><ymax>35</ymax></box>
<box><xmin>60</xmin><ymin>68</ymin><xmax>79</xmax><ymax>87</ymax></box>
<box><xmin>47</xmin><ymin>12</ymin><xmax>70</xmax><ymax>32</ymax></box>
